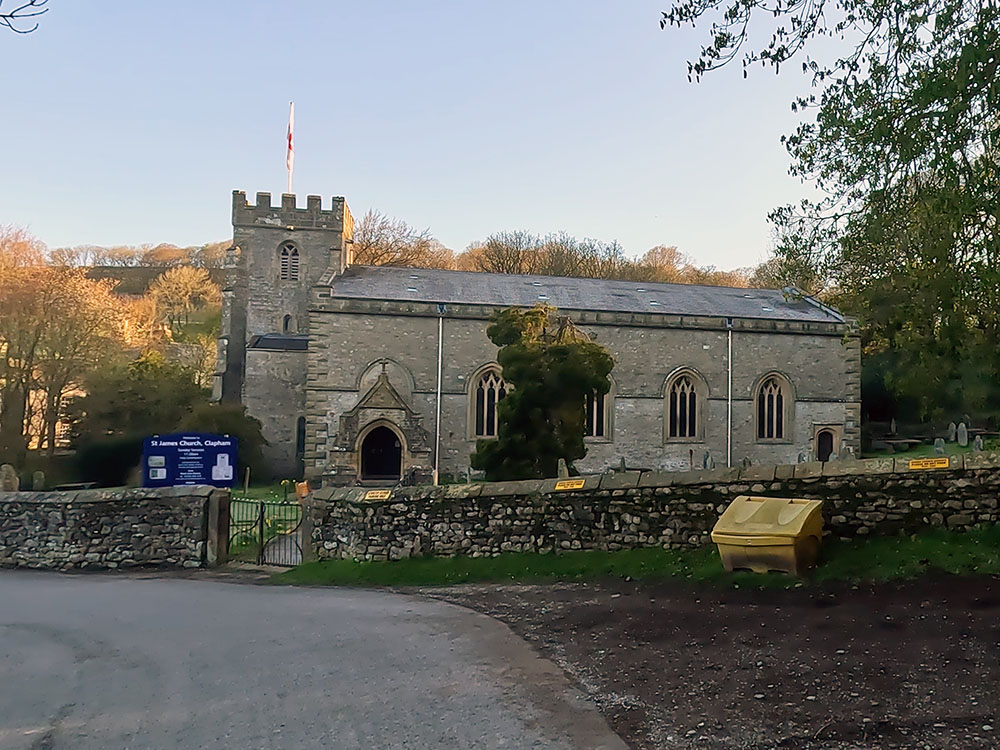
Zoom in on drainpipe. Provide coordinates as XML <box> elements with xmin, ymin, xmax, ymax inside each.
<box><xmin>433</xmin><ymin>304</ymin><xmax>445</xmax><ymax>485</ymax></box>
<box><xmin>727</xmin><ymin>318</ymin><xmax>734</xmax><ymax>468</ymax></box>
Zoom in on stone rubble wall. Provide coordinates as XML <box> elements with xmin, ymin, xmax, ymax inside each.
<box><xmin>0</xmin><ymin>486</ymin><xmax>228</xmax><ymax>571</ymax></box>
<box><xmin>307</xmin><ymin>453</ymin><xmax>1000</xmax><ymax>562</ymax></box>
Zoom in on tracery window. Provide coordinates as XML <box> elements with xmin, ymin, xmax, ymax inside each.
<box><xmin>667</xmin><ymin>374</ymin><xmax>699</xmax><ymax>439</ymax></box>
<box><xmin>756</xmin><ymin>374</ymin><xmax>791</xmax><ymax>440</ymax></box>
<box><xmin>279</xmin><ymin>243</ymin><xmax>300</xmax><ymax>280</ymax></box>
<box><xmin>473</xmin><ymin>368</ymin><xmax>506</xmax><ymax>438</ymax></box>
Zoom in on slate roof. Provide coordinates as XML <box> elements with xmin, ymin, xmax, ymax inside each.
<box><xmin>248</xmin><ymin>334</ymin><xmax>308</xmax><ymax>351</ymax></box>
<box><xmin>328</xmin><ymin>266</ymin><xmax>844</xmax><ymax>324</ymax></box>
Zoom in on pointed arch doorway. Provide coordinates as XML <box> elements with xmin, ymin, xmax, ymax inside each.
<box><xmin>816</xmin><ymin>429</ymin><xmax>835</xmax><ymax>462</ymax></box>
<box><xmin>360</xmin><ymin>425</ymin><xmax>403</xmax><ymax>481</ymax></box>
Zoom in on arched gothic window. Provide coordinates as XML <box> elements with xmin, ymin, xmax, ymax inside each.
<box><xmin>279</xmin><ymin>243</ymin><xmax>300</xmax><ymax>281</ymax></box>
<box><xmin>667</xmin><ymin>374</ymin><xmax>699</xmax><ymax>439</ymax></box>
<box><xmin>472</xmin><ymin>368</ymin><xmax>506</xmax><ymax>438</ymax></box>
<box><xmin>756</xmin><ymin>374</ymin><xmax>792</xmax><ymax>440</ymax></box>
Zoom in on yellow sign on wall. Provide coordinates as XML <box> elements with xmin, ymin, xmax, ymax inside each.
<box><xmin>364</xmin><ymin>489</ymin><xmax>392</xmax><ymax>501</ymax></box>
<box><xmin>908</xmin><ymin>457</ymin><xmax>951</xmax><ymax>470</ymax></box>
<box><xmin>554</xmin><ymin>478</ymin><xmax>587</xmax><ymax>491</ymax></box>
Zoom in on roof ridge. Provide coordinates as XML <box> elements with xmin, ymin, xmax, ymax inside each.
<box><xmin>344</xmin><ymin>264</ymin><xmax>781</xmax><ymax>294</ymax></box>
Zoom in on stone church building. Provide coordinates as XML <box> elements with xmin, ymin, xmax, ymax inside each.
<box><xmin>217</xmin><ymin>191</ymin><xmax>861</xmax><ymax>485</ymax></box>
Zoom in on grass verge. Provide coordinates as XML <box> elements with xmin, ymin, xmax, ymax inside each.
<box><xmin>272</xmin><ymin>524</ymin><xmax>1000</xmax><ymax>588</ymax></box>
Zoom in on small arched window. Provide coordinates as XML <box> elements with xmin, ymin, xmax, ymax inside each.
<box><xmin>282</xmin><ymin>314</ymin><xmax>294</xmax><ymax>334</ymax></box>
<box><xmin>667</xmin><ymin>373</ymin><xmax>700</xmax><ymax>440</ymax></box>
<box><xmin>295</xmin><ymin>416</ymin><xmax>306</xmax><ymax>457</ymax></box>
<box><xmin>756</xmin><ymin>374</ymin><xmax>792</xmax><ymax>441</ymax></box>
<box><xmin>472</xmin><ymin>368</ymin><xmax>506</xmax><ymax>438</ymax></box>
<box><xmin>279</xmin><ymin>243</ymin><xmax>300</xmax><ymax>281</ymax></box>
<box><xmin>585</xmin><ymin>391</ymin><xmax>606</xmax><ymax>438</ymax></box>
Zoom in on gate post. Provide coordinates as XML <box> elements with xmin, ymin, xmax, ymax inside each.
<box><xmin>256</xmin><ymin>501</ymin><xmax>266</xmax><ymax>565</ymax></box>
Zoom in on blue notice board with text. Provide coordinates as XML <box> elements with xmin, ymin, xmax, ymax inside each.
<box><xmin>142</xmin><ymin>433</ymin><xmax>238</xmax><ymax>488</ymax></box>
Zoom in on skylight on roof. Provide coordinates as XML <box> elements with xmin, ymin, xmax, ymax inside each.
<box><xmin>649</xmin><ymin>300</ymin><xmax>660</xmax><ymax>306</ymax></box>
<box><xmin>538</xmin><ymin>294</ymin><xmax>549</xmax><ymax>300</ymax></box>
<box><xmin>531</xmin><ymin>281</ymin><xmax>543</xmax><ymax>286</ymax></box>
<box><xmin>407</xmin><ymin>287</ymin><xmax>418</xmax><ymax>292</ymax></box>
<box><xmin>636</xmin><ymin>288</ymin><xmax>647</xmax><ymax>292</ymax></box>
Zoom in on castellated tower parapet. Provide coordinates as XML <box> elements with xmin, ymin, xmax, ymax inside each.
<box><xmin>233</xmin><ymin>190</ymin><xmax>354</xmax><ymax>237</ymax></box>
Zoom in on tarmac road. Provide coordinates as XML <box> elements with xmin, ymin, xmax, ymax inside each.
<box><xmin>0</xmin><ymin>571</ymin><xmax>626</xmax><ymax>749</ymax></box>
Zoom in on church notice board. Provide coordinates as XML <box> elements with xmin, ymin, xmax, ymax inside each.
<box><xmin>142</xmin><ymin>433</ymin><xmax>238</xmax><ymax>488</ymax></box>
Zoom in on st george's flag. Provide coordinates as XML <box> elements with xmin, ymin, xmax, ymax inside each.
<box><xmin>286</xmin><ymin>101</ymin><xmax>295</xmax><ymax>192</ymax></box>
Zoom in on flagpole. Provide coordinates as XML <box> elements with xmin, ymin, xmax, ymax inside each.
<box><xmin>286</xmin><ymin>101</ymin><xmax>295</xmax><ymax>194</ymax></box>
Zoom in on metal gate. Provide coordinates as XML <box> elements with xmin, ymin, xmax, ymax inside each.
<box><xmin>228</xmin><ymin>498</ymin><xmax>303</xmax><ymax>567</ymax></box>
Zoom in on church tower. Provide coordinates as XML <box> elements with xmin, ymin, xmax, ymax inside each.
<box><xmin>217</xmin><ymin>191</ymin><xmax>353</xmax><ymax>476</ymax></box>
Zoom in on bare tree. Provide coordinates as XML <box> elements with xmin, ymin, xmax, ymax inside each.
<box><xmin>352</xmin><ymin>209</ymin><xmax>451</xmax><ymax>268</ymax></box>
<box><xmin>465</xmin><ymin>230</ymin><xmax>542</xmax><ymax>275</ymax></box>
<box><xmin>1</xmin><ymin>0</ymin><xmax>48</xmax><ymax>33</ymax></box>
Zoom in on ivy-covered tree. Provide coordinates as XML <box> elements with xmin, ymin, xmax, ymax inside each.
<box><xmin>471</xmin><ymin>306</ymin><xmax>614</xmax><ymax>481</ymax></box>
<box><xmin>663</xmin><ymin>0</ymin><xmax>1000</xmax><ymax>422</ymax></box>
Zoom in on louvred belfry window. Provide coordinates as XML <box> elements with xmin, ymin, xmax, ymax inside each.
<box><xmin>279</xmin><ymin>243</ymin><xmax>299</xmax><ymax>280</ymax></box>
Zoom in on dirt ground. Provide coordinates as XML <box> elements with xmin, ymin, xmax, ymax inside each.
<box><xmin>427</xmin><ymin>575</ymin><xmax>1000</xmax><ymax>750</ymax></box>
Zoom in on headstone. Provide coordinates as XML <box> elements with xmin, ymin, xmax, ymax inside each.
<box><xmin>557</xmin><ymin>458</ymin><xmax>569</xmax><ymax>479</ymax></box>
<box><xmin>948</xmin><ymin>422</ymin><xmax>957</xmax><ymax>442</ymax></box>
<box><xmin>702</xmin><ymin>452</ymin><xmax>715</xmax><ymax>470</ymax></box>
<box><xmin>890</xmin><ymin>418</ymin><xmax>897</xmax><ymax>435</ymax></box>
<box><xmin>741</xmin><ymin>456</ymin><xmax>752</xmax><ymax>468</ymax></box>
<box><xmin>797</xmin><ymin>452</ymin><xmax>808</xmax><ymax>464</ymax></box>
<box><xmin>31</xmin><ymin>470</ymin><xmax>45</xmax><ymax>491</ymax></box>
<box><xmin>957</xmin><ymin>422</ymin><xmax>969</xmax><ymax>447</ymax></box>
<box><xmin>828</xmin><ymin>452</ymin><xmax>839</xmax><ymax>461</ymax></box>
<box><xmin>974</xmin><ymin>435</ymin><xmax>984</xmax><ymax>453</ymax></box>
<box><xmin>0</xmin><ymin>464</ymin><xmax>18</xmax><ymax>492</ymax></box>
<box><xmin>934</xmin><ymin>438</ymin><xmax>946</xmax><ymax>455</ymax></box>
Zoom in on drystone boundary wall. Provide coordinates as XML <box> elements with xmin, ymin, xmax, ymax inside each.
<box><xmin>308</xmin><ymin>453</ymin><xmax>1000</xmax><ymax>562</ymax></box>
<box><xmin>0</xmin><ymin>486</ymin><xmax>229</xmax><ymax>570</ymax></box>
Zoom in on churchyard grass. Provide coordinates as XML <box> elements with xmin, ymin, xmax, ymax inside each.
<box><xmin>272</xmin><ymin>524</ymin><xmax>1000</xmax><ymax>588</ymax></box>
<box><xmin>864</xmin><ymin>442</ymin><xmax>972</xmax><ymax>460</ymax></box>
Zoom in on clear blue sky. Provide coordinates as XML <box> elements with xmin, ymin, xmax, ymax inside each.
<box><xmin>1</xmin><ymin>1</ymin><xmax>816</xmax><ymax>269</ymax></box>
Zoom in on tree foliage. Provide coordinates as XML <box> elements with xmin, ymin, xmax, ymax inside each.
<box><xmin>470</xmin><ymin>306</ymin><xmax>614</xmax><ymax>481</ymax></box>
<box><xmin>149</xmin><ymin>265</ymin><xmax>221</xmax><ymax>329</ymax></box>
<box><xmin>664</xmin><ymin>0</ymin><xmax>1000</xmax><ymax>422</ymax></box>
<box><xmin>0</xmin><ymin>228</ymin><xmax>131</xmax><ymax>462</ymax></box>
<box><xmin>67</xmin><ymin>351</ymin><xmax>268</xmax><ymax>486</ymax></box>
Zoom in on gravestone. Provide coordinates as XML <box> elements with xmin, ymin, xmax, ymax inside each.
<box><xmin>0</xmin><ymin>464</ymin><xmax>18</xmax><ymax>492</ymax></box>
<box><xmin>741</xmin><ymin>456</ymin><xmax>752</xmax><ymax>468</ymax></box>
<box><xmin>31</xmin><ymin>470</ymin><xmax>45</xmax><ymax>491</ymax></box>
<box><xmin>557</xmin><ymin>458</ymin><xmax>569</xmax><ymax>479</ymax></box>
<box><xmin>957</xmin><ymin>422</ymin><xmax>969</xmax><ymax>447</ymax></box>
<box><xmin>948</xmin><ymin>422</ymin><xmax>957</xmax><ymax>442</ymax></box>
<box><xmin>797</xmin><ymin>451</ymin><xmax>809</xmax><ymax>463</ymax></box>
<box><xmin>974</xmin><ymin>435</ymin><xmax>984</xmax><ymax>453</ymax></box>
<box><xmin>702</xmin><ymin>452</ymin><xmax>715</xmax><ymax>470</ymax></box>
<box><xmin>934</xmin><ymin>438</ymin><xmax>946</xmax><ymax>455</ymax></box>
<box><xmin>828</xmin><ymin>452</ymin><xmax>839</xmax><ymax>461</ymax></box>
